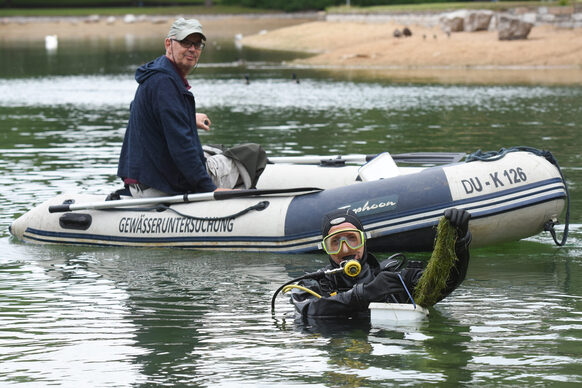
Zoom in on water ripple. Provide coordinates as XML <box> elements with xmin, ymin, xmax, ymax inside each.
<box><xmin>1</xmin><ymin>76</ymin><xmax>580</xmax><ymax>113</ymax></box>
<box><xmin>0</xmin><ymin>260</ymin><xmax>146</xmax><ymax>385</ymax></box>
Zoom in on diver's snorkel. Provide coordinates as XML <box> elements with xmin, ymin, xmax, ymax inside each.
<box><xmin>270</xmin><ymin>258</ymin><xmax>361</xmax><ymax>314</ymax></box>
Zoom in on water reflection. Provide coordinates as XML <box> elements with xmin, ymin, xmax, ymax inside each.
<box><xmin>438</xmin><ymin>248</ymin><xmax>582</xmax><ymax>384</ymax></box>
<box><xmin>0</xmin><ymin>232</ymin><xmax>581</xmax><ymax>385</ymax></box>
<box><xmin>0</xmin><ymin>250</ymin><xmax>146</xmax><ymax>385</ymax></box>
<box><xmin>2</xmin><ymin>76</ymin><xmax>581</xmax><ymax>169</ymax></box>
<box><xmin>44</xmin><ymin>35</ymin><xmax>58</xmax><ymax>55</ymax></box>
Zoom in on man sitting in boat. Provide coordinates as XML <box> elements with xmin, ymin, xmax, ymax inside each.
<box><xmin>117</xmin><ymin>18</ymin><xmax>266</xmax><ymax>198</ymax></box>
<box><xmin>290</xmin><ymin>208</ymin><xmax>471</xmax><ymax>318</ymax></box>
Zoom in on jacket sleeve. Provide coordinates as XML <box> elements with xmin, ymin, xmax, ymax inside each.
<box><xmin>290</xmin><ymin>279</ymin><xmax>369</xmax><ymax>318</ymax></box>
<box><xmin>156</xmin><ymin>75</ymin><xmax>216</xmax><ymax>192</ymax></box>
<box><xmin>441</xmin><ymin>230</ymin><xmax>472</xmax><ymax>299</ymax></box>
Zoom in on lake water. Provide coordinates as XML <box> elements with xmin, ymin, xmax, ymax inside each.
<box><xmin>1</xmin><ymin>26</ymin><xmax>582</xmax><ymax>386</ymax></box>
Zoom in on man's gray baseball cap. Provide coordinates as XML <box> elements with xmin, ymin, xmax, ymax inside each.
<box><xmin>168</xmin><ymin>18</ymin><xmax>206</xmax><ymax>41</ymax></box>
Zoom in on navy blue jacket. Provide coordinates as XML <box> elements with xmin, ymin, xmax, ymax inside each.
<box><xmin>117</xmin><ymin>55</ymin><xmax>217</xmax><ymax>194</ymax></box>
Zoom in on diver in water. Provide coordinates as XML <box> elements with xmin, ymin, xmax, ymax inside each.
<box><xmin>289</xmin><ymin>208</ymin><xmax>472</xmax><ymax>319</ymax></box>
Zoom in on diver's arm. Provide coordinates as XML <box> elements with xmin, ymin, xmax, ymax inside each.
<box><xmin>440</xmin><ymin>230</ymin><xmax>472</xmax><ymax>298</ymax></box>
<box><xmin>290</xmin><ymin>281</ymin><xmax>368</xmax><ymax>318</ymax></box>
<box><xmin>290</xmin><ymin>272</ymin><xmax>407</xmax><ymax>318</ymax></box>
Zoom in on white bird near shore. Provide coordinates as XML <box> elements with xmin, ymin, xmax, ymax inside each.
<box><xmin>234</xmin><ymin>33</ymin><xmax>243</xmax><ymax>50</ymax></box>
<box><xmin>45</xmin><ymin>35</ymin><xmax>58</xmax><ymax>51</ymax></box>
<box><xmin>124</xmin><ymin>14</ymin><xmax>136</xmax><ymax>24</ymax></box>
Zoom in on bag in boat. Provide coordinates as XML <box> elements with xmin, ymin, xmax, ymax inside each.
<box><xmin>203</xmin><ymin>143</ymin><xmax>267</xmax><ymax>189</ymax></box>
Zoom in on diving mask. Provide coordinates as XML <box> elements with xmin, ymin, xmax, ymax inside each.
<box><xmin>321</xmin><ymin>228</ymin><xmax>365</xmax><ymax>255</ymax></box>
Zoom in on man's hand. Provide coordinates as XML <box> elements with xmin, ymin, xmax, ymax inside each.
<box><xmin>196</xmin><ymin>113</ymin><xmax>211</xmax><ymax>131</ymax></box>
<box><xmin>444</xmin><ymin>208</ymin><xmax>471</xmax><ymax>238</ymax></box>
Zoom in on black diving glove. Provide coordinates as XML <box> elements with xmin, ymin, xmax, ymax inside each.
<box><xmin>360</xmin><ymin>271</ymin><xmax>403</xmax><ymax>304</ymax></box>
<box><xmin>444</xmin><ymin>208</ymin><xmax>472</xmax><ymax>259</ymax></box>
<box><xmin>444</xmin><ymin>208</ymin><xmax>471</xmax><ymax>239</ymax></box>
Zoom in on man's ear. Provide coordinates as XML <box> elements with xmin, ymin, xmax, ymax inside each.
<box><xmin>164</xmin><ymin>38</ymin><xmax>172</xmax><ymax>53</ymax></box>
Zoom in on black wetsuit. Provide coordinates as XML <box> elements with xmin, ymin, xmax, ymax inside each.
<box><xmin>290</xmin><ymin>231</ymin><xmax>471</xmax><ymax>319</ymax></box>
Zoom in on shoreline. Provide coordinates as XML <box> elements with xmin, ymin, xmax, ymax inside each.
<box><xmin>294</xmin><ymin>64</ymin><xmax>582</xmax><ymax>86</ymax></box>
<box><xmin>242</xmin><ymin>18</ymin><xmax>582</xmax><ymax>85</ymax></box>
<box><xmin>1</xmin><ymin>12</ymin><xmax>581</xmax><ymax>85</ymax></box>
<box><xmin>0</xmin><ymin>13</ymin><xmax>320</xmax><ymax>41</ymax></box>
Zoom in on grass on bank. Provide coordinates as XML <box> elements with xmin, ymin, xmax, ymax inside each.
<box><xmin>329</xmin><ymin>1</ymin><xmax>580</xmax><ymax>13</ymax></box>
<box><xmin>0</xmin><ymin>1</ymin><xmax>578</xmax><ymax>17</ymax></box>
<box><xmin>0</xmin><ymin>5</ymin><xmax>272</xmax><ymax>17</ymax></box>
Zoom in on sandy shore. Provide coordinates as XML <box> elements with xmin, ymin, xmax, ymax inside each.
<box><xmin>2</xmin><ymin>13</ymin><xmax>581</xmax><ymax>84</ymax></box>
<box><xmin>242</xmin><ymin>20</ymin><xmax>582</xmax><ymax>84</ymax></box>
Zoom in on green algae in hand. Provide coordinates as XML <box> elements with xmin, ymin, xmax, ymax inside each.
<box><xmin>413</xmin><ymin>216</ymin><xmax>458</xmax><ymax>308</ymax></box>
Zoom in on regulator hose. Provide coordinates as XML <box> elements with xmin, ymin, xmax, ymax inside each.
<box><xmin>270</xmin><ymin>259</ymin><xmax>361</xmax><ymax>314</ymax></box>
<box><xmin>466</xmin><ymin>146</ymin><xmax>570</xmax><ymax>247</ymax></box>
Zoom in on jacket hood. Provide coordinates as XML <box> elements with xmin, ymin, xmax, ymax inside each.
<box><xmin>135</xmin><ymin>55</ymin><xmax>177</xmax><ymax>84</ymax></box>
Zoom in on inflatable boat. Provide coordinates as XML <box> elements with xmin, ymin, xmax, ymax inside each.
<box><xmin>9</xmin><ymin>147</ymin><xmax>569</xmax><ymax>253</ymax></box>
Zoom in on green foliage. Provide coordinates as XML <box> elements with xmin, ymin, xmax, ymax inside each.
<box><xmin>349</xmin><ymin>0</ymin><xmax>456</xmax><ymax>4</ymax></box>
<box><xmin>3</xmin><ymin>0</ymin><xmax>208</xmax><ymax>7</ymax></box>
<box><xmin>413</xmin><ymin>216</ymin><xmax>458</xmax><ymax>308</ymax></box>
<box><xmin>223</xmin><ymin>0</ymin><xmax>445</xmax><ymax>12</ymax></box>
<box><xmin>0</xmin><ymin>2</ymin><xmax>267</xmax><ymax>16</ymax></box>
<box><xmin>329</xmin><ymin>1</ymin><xmax>567</xmax><ymax>14</ymax></box>
<box><xmin>222</xmin><ymin>0</ymin><xmax>340</xmax><ymax>12</ymax></box>
<box><xmin>3</xmin><ymin>0</ymin><xmax>566</xmax><ymax>12</ymax></box>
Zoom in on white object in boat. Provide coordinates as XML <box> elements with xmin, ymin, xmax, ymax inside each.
<box><xmin>358</xmin><ymin>152</ymin><xmax>400</xmax><ymax>181</ymax></box>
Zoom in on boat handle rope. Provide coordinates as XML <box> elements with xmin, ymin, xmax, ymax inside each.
<box><xmin>465</xmin><ymin>146</ymin><xmax>570</xmax><ymax>247</ymax></box>
<box><xmin>102</xmin><ymin>200</ymin><xmax>270</xmax><ymax>222</ymax></box>
<box><xmin>155</xmin><ymin>200</ymin><xmax>270</xmax><ymax>221</ymax></box>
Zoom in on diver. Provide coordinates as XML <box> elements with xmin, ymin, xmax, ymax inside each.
<box><xmin>283</xmin><ymin>207</ymin><xmax>471</xmax><ymax>319</ymax></box>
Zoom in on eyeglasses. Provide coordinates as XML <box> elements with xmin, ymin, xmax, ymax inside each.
<box><xmin>172</xmin><ymin>38</ymin><xmax>205</xmax><ymax>50</ymax></box>
<box><xmin>321</xmin><ymin>228</ymin><xmax>365</xmax><ymax>255</ymax></box>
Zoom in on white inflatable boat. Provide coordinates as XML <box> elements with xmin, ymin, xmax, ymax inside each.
<box><xmin>9</xmin><ymin>147</ymin><xmax>569</xmax><ymax>253</ymax></box>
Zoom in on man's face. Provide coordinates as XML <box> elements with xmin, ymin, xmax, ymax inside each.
<box><xmin>324</xmin><ymin>222</ymin><xmax>365</xmax><ymax>264</ymax></box>
<box><xmin>165</xmin><ymin>33</ymin><xmax>204</xmax><ymax>75</ymax></box>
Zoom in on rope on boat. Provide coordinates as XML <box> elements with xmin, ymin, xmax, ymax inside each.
<box><xmin>103</xmin><ymin>200</ymin><xmax>270</xmax><ymax>222</ymax></box>
<box><xmin>157</xmin><ymin>200</ymin><xmax>270</xmax><ymax>221</ymax></box>
<box><xmin>465</xmin><ymin>146</ymin><xmax>570</xmax><ymax>247</ymax></box>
